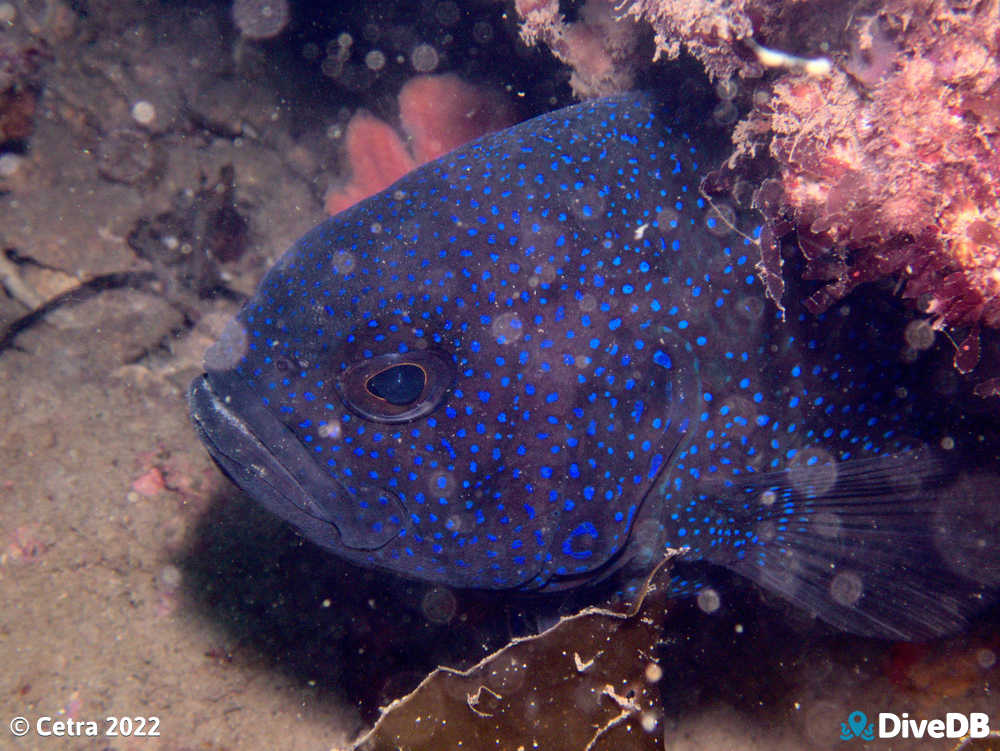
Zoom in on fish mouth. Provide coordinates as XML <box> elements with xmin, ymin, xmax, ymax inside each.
<box><xmin>188</xmin><ymin>373</ymin><xmax>405</xmax><ymax>551</ymax></box>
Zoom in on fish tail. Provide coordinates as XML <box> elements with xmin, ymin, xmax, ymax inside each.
<box><xmin>695</xmin><ymin>449</ymin><xmax>1000</xmax><ymax>640</ymax></box>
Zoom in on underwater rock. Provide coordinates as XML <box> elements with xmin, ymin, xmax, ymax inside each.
<box><xmin>0</xmin><ymin>24</ymin><xmax>49</xmax><ymax>146</ymax></box>
<box><xmin>127</xmin><ymin>165</ymin><xmax>249</xmax><ymax>297</ymax></box>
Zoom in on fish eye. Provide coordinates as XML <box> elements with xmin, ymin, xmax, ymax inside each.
<box><xmin>335</xmin><ymin>349</ymin><xmax>454</xmax><ymax>423</ymax></box>
<box><xmin>366</xmin><ymin>363</ymin><xmax>425</xmax><ymax>405</ymax></box>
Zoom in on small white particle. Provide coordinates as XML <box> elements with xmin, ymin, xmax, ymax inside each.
<box><xmin>131</xmin><ymin>100</ymin><xmax>156</xmax><ymax>125</ymax></box>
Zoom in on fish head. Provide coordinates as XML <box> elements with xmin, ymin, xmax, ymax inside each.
<box><xmin>189</xmin><ymin>173</ymin><xmax>695</xmax><ymax>593</ymax></box>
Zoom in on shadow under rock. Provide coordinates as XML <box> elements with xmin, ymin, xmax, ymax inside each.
<box><xmin>178</xmin><ymin>486</ymin><xmax>519</xmax><ymax>723</ymax></box>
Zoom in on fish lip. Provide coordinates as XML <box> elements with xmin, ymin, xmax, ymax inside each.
<box><xmin>187</xmin><ymin>373</ymin><xmax>402</xmax><ymax>552</ymax></box>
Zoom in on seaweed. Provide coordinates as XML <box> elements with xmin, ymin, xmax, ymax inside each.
<box><xmin>353</xmin><ymin>555</ymin><xmax>680</xmax><ymax>751</ymax></box>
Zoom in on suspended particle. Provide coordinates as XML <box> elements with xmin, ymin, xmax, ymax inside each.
<box><xmin>729</xmin><ymin>178</ymin><xmax>754</xmax><ymax>206</ymax></box>
<box><xmin>491</xmin><ymin>311</ymin><xmax>523</xmax><ymax>344</ymax></box>
<box><xmin>903</xmin><ymin>318</ymin><xmax>935</xmax><ymax>351</ymax></box>
<box><xmin>644</xmin><ymin>662</ymin><xmax>663</xmax><ymax>683</ymax></box>
<box><xmin>204</xmin><ymin>318</ymin><xmax>249</xmax><ymax>371</ymax></box>
<box><xmin>232</xmin><ymin>0</ymin><xmax>290</xmax><ymax>40</ymax></box>
<box><xmin>696</xmin><ymin>587</ymin><xmax>721</xmax><ymax>613</ymax></box>
<box><xmin>829</xmin><ymin>571</ymin><xmax>863</xmax><ymax>607</ymax></box>
<box><xmin>0</xmin><ymin>153</ymin><xmax>23</xmax><ymax>177</ymax></box>
<box><xmin>756</xmin><ymin>520</ymin><xmax>777</xmax><ymax>542</ymax></box>
<box><xmin>788</xmin><ymin>447</ymin><xmax>838</xmax><ymax>498</ymax></box>
<box><xmin>656</xmin><ymin>207</ymin><xmax>679</xmax><ymax>228</ymax></box>
<box><xmin>320</xmin><ymin>56</ymin><xmax>343</xmax><ymax>79</ymax></box>
<box><xmin>97</xmin><ymin>128</ymin><xmax>157</xmax><ymax>184</ymax></box>
<box><xmin>131</xmin><ymin>100</ymin><xmax>156</xmax><ymax>125</ymax></box>
<box><xmin>331</xmin><ymin>250</ymin><xmax>357</xmax><ymax>274</ymax></box>
<box><xmin>435</xmin><ymin>1</ymin><xmax>460</xmax><ymax>26</ymax></box>
<box><xmin>640</xmin><ymin>711</ymin><xmax>659</xmax><ymax>733</ymax></box>
<box><xmin>158</xmin><ymin>564</ymin><xmax>183</xmax><ymax>592</ymax></box>
<box><xmin>705</xmin><ymin>201</ymin><xmax>736</xmax><ymax>237</ymax></box>
<box><xmin>932</xmin><ymin>365</ymin><xmax>960</xmax><ymax>396</ymax></box>
<box><xmin>473</xmin><ymin>20</ymin><xmax>494</xmax><ymax>44</ymax></box>
<box><xmin>336</xmin><ymin>32</ymin><xmax>354</xmax><ymax>51</ymax></box>
<box><xmin>436</xmin><ymin>511</ymin><xmax>460</xmax><ymax>534</ymax></box>
<box><xmin>421</xmin><ymin>586</ymin><xmax>457</xmax><ymax>624</ymax></box>
<box><xmin>735</xmin><ymin>295</ymin><xmax>766</xmax><ymax>321</ymax></box>
<box><xmin>715</xmin><ymin>78</ymin><xmax>739</xmax><ymax>100</ymax></box>
<box><xmin>365</xmin><ymin>49</ymin><xmax>386</xmax><ymax>71</ymax></box>
<box><xmin>411</xmin><ymin>43</ymin><xmax>439</xmax><ymax>72</ymax></box>
<box><xmin>490</xmin><ymin>656</ymin><xmax>527</xmax><ymax>693</ymax></box>
<box><xmin>428</xmin><ymin>469</ymin><xmax>456</xmax><ymax>500</ymax></box>
<box><xmin>801</xmin><ymin>700</ymin><xmax>848</xmax><ymax>747</ymax></box>
<box><xmin>712</xmin><ymin>99</ymin><xmax>739</xmax><ymax>126</ymax></box>
<box><xmin>317</xmin><ymin>419</ymin><xmax>343</xmax><ymax>441</ymax></box>
<box><xmin>810</xmin><ymin>511</ymin><xmax>842</xmax><ymax>540</ymax></box>
<box><xmin>527</xmin><ymin>264</ymin><xmax>557</xmax><ymax>290</ymax></box>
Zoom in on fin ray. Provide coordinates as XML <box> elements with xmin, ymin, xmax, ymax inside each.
<box><xmin>700</xmin><ymin>450</ymin><xmax>998</xmax><ymax>639</ymax></box>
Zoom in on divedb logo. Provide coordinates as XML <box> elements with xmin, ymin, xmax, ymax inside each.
<box><xmin>840</xmin><ymin>710</ymin><xmax>991</xmax><ymax>740</ymax></box>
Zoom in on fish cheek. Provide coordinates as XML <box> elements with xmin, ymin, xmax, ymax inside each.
<box><xmin>314</xmin><ymin>484</ymin><xmax>408</xmax><ymax>552</ymax></box>
<box><xmin>539</xmin><ymin>341</ymin><xmax>691</xmax><ymax>579</ymax></box>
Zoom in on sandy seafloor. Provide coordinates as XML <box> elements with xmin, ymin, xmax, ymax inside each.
<box><xmin>1</xmin><ymin>1</ymin><xmax>999</xmax><ymax>750</ymax></box>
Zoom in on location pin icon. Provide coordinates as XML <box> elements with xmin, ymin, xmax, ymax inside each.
<box><xmin>848</xmin><ymin>711</ymin><xmax>867</xmax><ymax>737</ymax></box>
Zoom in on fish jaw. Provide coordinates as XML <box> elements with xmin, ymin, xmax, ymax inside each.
<box><xmin>188</xmin><ymin>371</ymin><xmax>407</xmax><ymax>553</ymax></box>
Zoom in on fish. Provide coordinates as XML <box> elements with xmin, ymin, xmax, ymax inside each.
<box><xmin>188</xmin><ymin>92</ymin><xmax>998</xmax><ymax>641</ymax></box>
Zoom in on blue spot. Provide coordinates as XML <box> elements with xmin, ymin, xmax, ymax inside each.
<box><xmin>562</xmin><ymin>522</ymin><xmax>599</xmax><ymax>560</ymax></box>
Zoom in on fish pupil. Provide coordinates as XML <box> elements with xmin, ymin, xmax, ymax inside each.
<box><xmin>366</xmin><ymin>363</ymin><xmax>426</xmax><ymax>406</ymax></box>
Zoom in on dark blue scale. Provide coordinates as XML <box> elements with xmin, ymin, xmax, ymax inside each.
<box><xmin>190</xmin><ymin>92</ymin><xmax>996</xmax><ymax>640</ymax></box>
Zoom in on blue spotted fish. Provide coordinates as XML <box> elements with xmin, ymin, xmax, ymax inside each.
<box><xmin>189</xmin><ymin>92</ymin><xmax>997</xmax><ymax>640</ymax></box>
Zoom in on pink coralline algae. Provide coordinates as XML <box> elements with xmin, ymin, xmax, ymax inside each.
<box><xmin>325</xmin><ymin>113</ymin><xmax>417</xmax><ymax>216</ymax></box>
<box><xmin>516</xmin><ymin>0</ymin><xmax>771</xmax><ymax>87</ymax></box>
<box><xmin>732</xmin><ymin>3</ymin><xmax>1000</xmax><ymax>334</ymax></box>
<box><xmin>516</xmin><ymin>0</ymin><xmax>644</xmax><ymax>98</ymax></box>
<box><xmin>515</xmin><ymin>0</ymin><xmax>1000</xmax><ymax>346</ymax></box>
<box><xmin>325</xmin><ymin>74</ymin><xmax>515</xmax><ymax>215</ymax></box>
<box><xmin>132</xmin><ymin>466</ymin><xmax>167</xmax><ymax>497</ymax></box>
<box><xmin>620</xmin><ymin>0</ymin><xmax>760</xmax><ymax>81</ymax></box>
